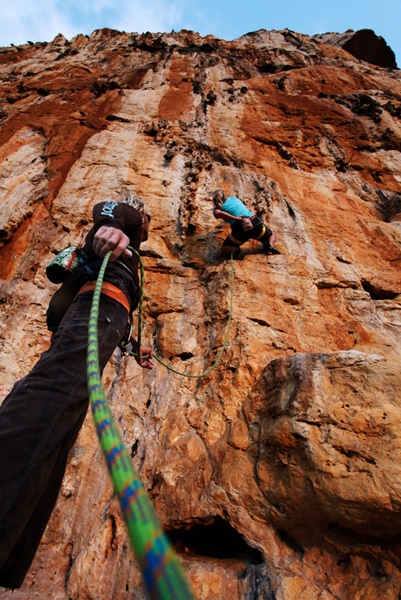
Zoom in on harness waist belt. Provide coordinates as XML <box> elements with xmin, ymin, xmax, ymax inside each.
<box><xmin>229</xmin><ymin>225</ymin><xmax>266</xmax><ymax>245</ymax></box>
<box><xmin>228</xmin><ymin>232</ymin><xmax>243</xmax><ymax>245</ymax></box>
<box><xmin>78</xmin><ymin>281</ymin><xmax>130</xmax><ymax>314</ymax></box>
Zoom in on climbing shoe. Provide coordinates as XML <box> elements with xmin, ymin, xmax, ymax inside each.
<box><xmin>263</xmin><ymin>244</ymin><xmax>281</xmax><ymax>255</ymax></box>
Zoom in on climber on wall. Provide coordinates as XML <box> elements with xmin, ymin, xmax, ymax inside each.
<box><xmin>212</xmin><ymin>189</ymin><xmax>280</xmax><ymax>259</ymax></box>
<box><xmin>0</xmin><ymin>192</ymin><xmax>154</xmax><ymax>590</ymax></box>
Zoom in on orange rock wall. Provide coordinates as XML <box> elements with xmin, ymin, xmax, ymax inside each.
<box><xmin>1</xmin><ymin>27</ymin><xmax>401</xmax><ymax>599</ymax></box>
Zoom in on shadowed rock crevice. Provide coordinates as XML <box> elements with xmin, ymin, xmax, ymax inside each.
<box><xmin>167</xmin><ymin>518</ymin><xmax>264</xmax><ymax>564</ymax></box>
<box><xmin>376</xmin><ymin>190</ymin><xmax>401</xmax><ymax>222</ymax></box>
<box><xmin>361</xmin><ymin>279</ymin><xmax>400</xmax><ymax>300</ymax></box>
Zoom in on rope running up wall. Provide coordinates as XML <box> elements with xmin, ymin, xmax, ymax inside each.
<box><xmin>132</xmin><ymin>248</ymin><xmax>235</xmax><ymax>378</ymax></box>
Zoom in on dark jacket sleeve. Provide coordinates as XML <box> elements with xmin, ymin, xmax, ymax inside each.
<box><xmin>92</xmin><ymin>201</ymin><xmax>143</xmax><ymax>249</ymax></box>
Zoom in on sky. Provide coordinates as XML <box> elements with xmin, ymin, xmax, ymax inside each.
<box><xmin>0</xmin><ymin>0</ymin><xmax>400</xmax><ymax>67</ymax></box>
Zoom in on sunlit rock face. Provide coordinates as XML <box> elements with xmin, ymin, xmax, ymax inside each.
<box><xmin>1</xmin><ymin>26</ymin><xmax>401</xmax><ymax>600</ymax></box>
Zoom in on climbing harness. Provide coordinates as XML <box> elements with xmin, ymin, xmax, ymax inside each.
<box><xmin>87</xmin><ymin>250</ymin><xmax>195</xmax><ymax>600</ymax></box>
<box><xmin>79</xmin><ymin>280</ymin><xmax>131</xmax><ymax>314</ymax></box>
<box><xmin>228</xmin><ymin>216</ymin><xmax>266</xmax><ymax>246</ymax></box>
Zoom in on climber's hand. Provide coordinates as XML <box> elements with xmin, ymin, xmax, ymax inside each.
<box><xmin>93</xmin><ymin>226</ymin><xmax>132</xmax><ymax>261</ymax></box>
<box><xmin>135</xmin><ymin>346</ymin><xmax>154</xmax><ymax>369</ymax></box>
<box><xmin>241</xmin><ymin>217</ymin><xmax>253</xmax><ymax>231</ymax></box>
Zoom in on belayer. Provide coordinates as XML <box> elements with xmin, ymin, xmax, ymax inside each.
<box><xmin>0</xmin><ymin>192</ymin><xmax>153</xmax><ymax>589</ymax></box>
<box><xmin>212</xmin><ymin>190</ymin><xmax>280</xmax><ymax>258</ymax></box>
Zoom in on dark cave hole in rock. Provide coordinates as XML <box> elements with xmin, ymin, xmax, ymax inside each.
<box><xmin>167</xmin><ymin>517</ymin><xmax>264</xmax><ymax>563</ymax></box>
<box><xmin>361</xmin><ymin>280</ymin><xmax>399</xmax><ymax>300</ymax></box>
<box><xmin>130</xmin><ymin>440</ymin><xmax>138</xmax><ymax>458</ymax></box>
<box><xmin>177</xmin><ymin>352</ymin><xmax>194</xmax><ymax>361</ymax></box>
<box><xmin>186</xmin><ymin>223</ymin><xmax>196</xmax><ymax>234</ymax></box>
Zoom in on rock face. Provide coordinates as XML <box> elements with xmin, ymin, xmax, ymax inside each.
<box><xmin>1</xmin><ymin>26</ymin><xmax>401</xmax><ymax>600</ymax></box>
<box><xmin>314</xmin><ymin>29</ymin><xmax>398</xmax><ymax>69</ymax></box>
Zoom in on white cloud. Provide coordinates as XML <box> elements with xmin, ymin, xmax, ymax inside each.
<box><xmin>1</xmin><ymin>0</ymin><xmax>73</xmax><ymax>45</ymax></box>
<box><xmin>0</xmin><ymin>0</ymin><xmax>186</xmax><ymax>47</ymax></box>
<box><xmin>94</xmin><ymin>0</ymin><xmax>186</xmax><ymax>34</ymax></box>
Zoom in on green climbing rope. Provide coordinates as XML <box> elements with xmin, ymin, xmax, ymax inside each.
<box><xmin>87</xmin><ymin>250</ymin><xmax>195</xmax><ymax>600</ymax></box>
<box><xmin>131</xmin><ymin>251</ymin><xmax>235</xmax><ymax>379</ymax></box>
<box><xmin>133</xmin><ymin>247</ymin><xmax>145</xmax><ymax>361</ymax></box>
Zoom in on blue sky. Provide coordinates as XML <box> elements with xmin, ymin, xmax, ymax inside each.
<box><xmin>0</xmin><ymin>0</ymin><xmax>400</xmax><ymax>67</ymax></box>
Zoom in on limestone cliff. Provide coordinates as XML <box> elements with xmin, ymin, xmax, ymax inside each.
<box><xmin>1</xmin><ymin>26</ymin><xmax>401</xmax><ymax>600</ymax></box>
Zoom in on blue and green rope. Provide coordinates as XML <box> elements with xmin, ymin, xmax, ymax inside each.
<box><xmin>87</xmin><ymin>250</ymin><xmax>195</xmax><ymax>600</ymax></box>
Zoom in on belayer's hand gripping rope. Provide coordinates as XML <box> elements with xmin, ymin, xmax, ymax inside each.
<box><xmin>87</xmin><ymin>250</ymin><xmax>195</xmax><ymax>600</ymax></box>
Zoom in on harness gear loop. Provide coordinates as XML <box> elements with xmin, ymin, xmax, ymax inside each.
<box><xmin>117</xmin><ymin>317</ymin><xmax>134</xmax><ymax>354</ymax></box>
